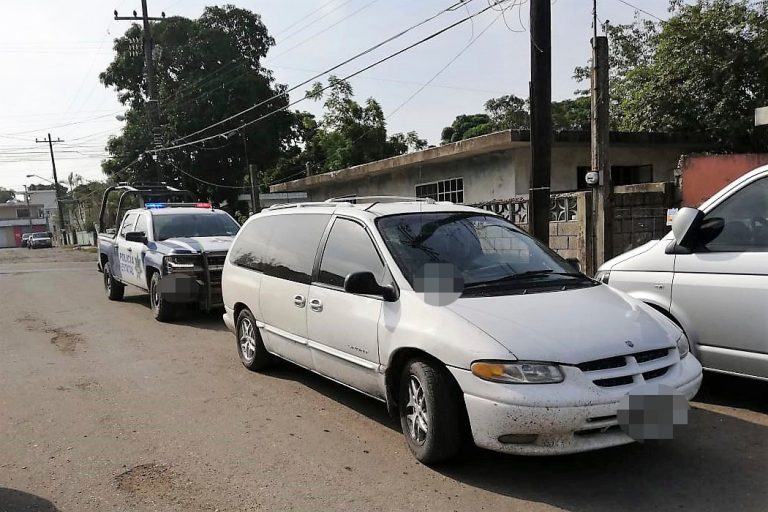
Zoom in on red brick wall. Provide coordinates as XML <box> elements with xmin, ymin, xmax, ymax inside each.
<box><xmin>681</xmin><ymin>154</ymin><xmax>768</xmax><ymax>207</ymax></box>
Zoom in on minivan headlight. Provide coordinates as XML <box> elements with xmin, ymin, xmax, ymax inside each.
<box><xmin>594</xmin><ymin>270</ymin><xmax>610</xmax><ymax>284</ymax></box>
<box><xmin>676</xmin><ymin>334</ymin><xmax>690</xmax><ymax>359</ymax></box>
<box><xmin>471</xmin><ymin>361</ymin><xmax>564</xmax><ymax>384</ymax></box>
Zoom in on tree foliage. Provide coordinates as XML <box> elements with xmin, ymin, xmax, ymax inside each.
<box><xmin>100</xmin><ymin>5</ymin><xmax>295</xmax><ymax>210</ymax></box>
<box><xmin>575</xmin><ymin>0</ymin><xmax>768</xmax><ymax>151</ymax></box>
<box><xmin>0</xmin><ymin>188</ymin><xmax>15</xmax><ymax>203</ymax></box>
<box><xmin>440</xmin><ymin>94</ymin><xmax>591</xmax><ymax>144</ymax></box>
<box><xmin>271</xmin><ymin>77</ymin><xmax>427</xmax><ymax>179</ymax></box>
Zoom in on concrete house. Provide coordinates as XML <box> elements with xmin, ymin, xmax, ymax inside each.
<box><xmin>0</xmin><ymin>202</ymin><xmax>48</xmax><ymax>248</ymax></box>
<box><xmin>270</xmin><ymin>129</ymin><xmax>699</xmax><ymax>203</ymax></box>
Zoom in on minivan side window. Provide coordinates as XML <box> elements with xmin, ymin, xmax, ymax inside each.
<box><xmin>230</xmin><ymin>214</ymin><xmax>331</xmax><ymax>284</ymax></box>
<box><xmin>318</xmin><ymin>218</ymin><xmax>386</xmax><ymax>288</ymax></box>
<box><xmin>702</xmin><ymin>177</ymin><xmax>768</xmax><ymax>252</ymax></box>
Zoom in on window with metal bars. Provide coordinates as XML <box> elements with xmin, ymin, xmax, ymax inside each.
<box><xmin>415</xmin><ymin>178</ymin><xmax>464</xmax><ymax>203</ymax></box>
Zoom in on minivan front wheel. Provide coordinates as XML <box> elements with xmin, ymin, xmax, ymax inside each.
<box><xmin>236</xmin><ymin>308</ymin><xmax>274</xmax><ymax>371</ymax></box>
<box><xmin>398</xmin><ymin>360</ymin><xmax>465</xmax><ymax>464</ymax></box>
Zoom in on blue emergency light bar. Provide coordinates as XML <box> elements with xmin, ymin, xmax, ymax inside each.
<box><xmin>144</xmin><ymin>202</ymin><xmax>212</xmax><ymax>209</ymax></box>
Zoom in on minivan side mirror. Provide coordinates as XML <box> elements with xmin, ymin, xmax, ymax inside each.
<box><xmin>564</xmin><ymin>258</ymin><xmax>581</xmax><ymax>272</ymax></box>
<box><xmin>671</xmin><ymin>207</ymin><xmax>705</xmax><ymax>248</ymax></box>
<box><xmin>125</xmin><ymin>231</ymin><xmax>147</xmax><ymax>244</ymax></box>
<box><xmin>344</xmin><ymin>271</ymin><xmax>399</xmax><ymax>302</ymax></box>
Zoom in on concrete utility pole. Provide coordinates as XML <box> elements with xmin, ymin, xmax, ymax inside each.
<box><xmin>23</xmin><ymin>185</ymin><xmax>32</xmax><ymax>227</ymax></box>
<box><xmin>528</xmin><ymin>0</ymin><xmax>552</xmax><ymax>245</ymax></box>
<box><xmin>592</xmin><ymin>34</ymin><xmax>612</xmax><ymax>268</ymax></box>
<box><xmin>35</xmin><ymin>134</ymin><xmax>68</xmax><ymax>245</ymax></box>
<box><xmin>115</xmin><ymin>1</ymin><xmax>168</xmax><ymax>182</ymax></box>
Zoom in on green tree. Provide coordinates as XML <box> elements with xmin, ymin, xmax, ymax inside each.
<box><xmin>0</xmin><ymin>188</ymin><xmax>15</xmax><ymax>203</ymax></box>
<box><xmin>575</xmin><ymin>0</ymin><xmax>768</xmax><ymax>151</ymax></box>
<box><xmin>100</xmin><ymin>5</ymin><xmax>296</xmax><ymax>210</ymax></box>
<box><xmin>282</xmin><ymin>77</ymin><xmax>427</xmax><ymax>176</ymax></box>
<box><xmin>440</xmin><ymin>93</ymin><xmax>591</xmax><ymax>144</ymax></box>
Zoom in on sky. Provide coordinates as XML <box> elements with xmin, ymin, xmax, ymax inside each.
<box><xmin>0</xmin><ymin>0</ymin><xmax>674</xmax><ymax>194</ymax></box>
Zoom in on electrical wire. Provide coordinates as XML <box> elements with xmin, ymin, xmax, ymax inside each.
<box><xmin>163</xmin><ymin>0</ymin><xmax>504</xmax><ymax>151</ymax></box>
<box><xmin>613</xmin><ymin>0</ymin><xmax>664</xmax><ymax>22</ymax></box>
<box><xmin>268</xmin><ymin>0</ymin><xmax>381</xmax><ymax>61</ymax></box>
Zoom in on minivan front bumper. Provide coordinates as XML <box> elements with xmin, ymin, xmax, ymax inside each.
<box><xmin>449</xmin><ymin>355</ymin><xmax>702</xmax><ymax>455</ymax></box>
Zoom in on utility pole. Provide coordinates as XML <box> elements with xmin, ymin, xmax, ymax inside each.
<box><xmin>35</xmin><ymin>134</ymin><xmax>68</xmax><ymax>245</ymax></box>
<box><xmin>23</xmin><ymin>185</ymin><xmax>32</xmax><ymax>227</ymax></box>
<box><xmin>249</xmin><ymin>165</ymin><xmax>261</xmax><ymax>215</ymax></box>
<box><xmin>528</xmin><ymin>0</ymin><xmax>552</xmax><ymax>245</ymax></box>
<box><xmin>591</xmin><ymin>3</ymin><xmax>612</xmax><ymax>268</ymax></box>
<box><xmin>115</xmin><ymin>2</ymin><xmax>168</xmax><ymax>182</ymax></box>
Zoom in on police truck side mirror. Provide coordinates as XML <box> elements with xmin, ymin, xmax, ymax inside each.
<box><xmin>125</xmin><ymin>231</ymin><xmax>147</xmax><ymax>244</ymax></box>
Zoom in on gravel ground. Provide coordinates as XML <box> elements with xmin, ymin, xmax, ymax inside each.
<box><xmin>0</xmin><ymin>247</ymin><xmax>766</xmax><ymax>511</ymax></box>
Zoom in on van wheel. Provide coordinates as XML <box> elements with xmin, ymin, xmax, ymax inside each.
<box><xmin>236</xmin><ymin>308</ymin><xmax>274</xmax><ymax>371</ymax></box>
<box><xmin>398</xmin><ymin>359</ymin><xmax>465</xmax><ymax>465</ymax></box>
<box><xmin>104</xmin><ymin>264</ymin><xmax>124</xmax><ymax>301</ymax></box>
<box><xmin>150</xmin><ymin>272</ymin><xmax>175</xmax><ymax>322</ymax></box>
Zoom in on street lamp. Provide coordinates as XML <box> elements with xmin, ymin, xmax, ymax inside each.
<box><xmin>26</xmin><ymin>173</ymin><xmax>54</xmax><ymax>184</ymax></box>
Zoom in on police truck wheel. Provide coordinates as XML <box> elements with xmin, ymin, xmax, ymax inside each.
<box><xmin>104</xmin><ymin>264</ymin><xmax>124</xmax><ymax>301</ymax></box>
<box><xmin>150</xmin><ymin>272</ymin><xmax>175</xmax><ymax>322</ymax></box>
<box><xmin>236</xmin><ymin>308</ymin><xmax>274</xmax><ymax>371</ymax></box>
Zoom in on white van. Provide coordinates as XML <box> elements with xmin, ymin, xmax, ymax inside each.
<box><xmin>222</xmin><ymin>198</ymin><xmax>702</xmax><ymax>463</ymax></box>
<box><xmin>597</xmin><ymin>165</ymin><xmax>768</xmax><ymax>381</ymax></box>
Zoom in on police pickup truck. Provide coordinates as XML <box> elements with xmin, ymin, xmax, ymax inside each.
<box><xmin>96</xmin><ymin>184</ymin><xmax>240</xmax><ymax>321</ymax></box>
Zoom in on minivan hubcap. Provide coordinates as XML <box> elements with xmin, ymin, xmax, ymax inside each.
<box><xmin>405</xmin><ymin>376</ymin><xmax>428</xmax><ymax>445</ymax></box>
<box><xmin>239</xmin><ymin>318</ymin><xmax>257</xmax><ymax>361</ymax></box>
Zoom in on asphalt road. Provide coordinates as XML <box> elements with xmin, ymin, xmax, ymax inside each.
<box><xmin>1</xmin><ymin>247</ymin><xmax>766</xmax><ymax>512</ymax></box>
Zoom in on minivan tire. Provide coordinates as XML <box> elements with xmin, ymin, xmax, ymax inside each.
<box><xmin>150</xmin><ymin>271</ymin><xmax>175</xmax><ymax>322</ymax></box>
<box><xmin>398</xmin><ymin>359</ymin><xmax>465</xmax><ymax>465</ymax></box>
<box><xmin>236</xmin><ymin>308</ymin><xmax>274</xmax><ymax>371</ymax></box>
<box><xmin>104</xmin><ymin>263</ymin><xmax>125</xmax><ymax>301</ymax></box>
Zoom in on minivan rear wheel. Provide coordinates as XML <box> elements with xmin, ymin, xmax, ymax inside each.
<box><xmin>236</xmin><ymin>308</ymin><xmax>274</xmax><ymax>371</ymax></box>
<box><xmin>398</xmin><ymin>359</ymin><xmax>464</xmax><ymax>464</ymax></box>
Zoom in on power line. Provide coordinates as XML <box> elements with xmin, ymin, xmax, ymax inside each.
<box><xmin>272</xmin><ymin>0</ymin><xmax>341</xmax><ymax>37</ymax></box>
<box><xmin>613</xmin><ymin>0</ymin><xmax>664</xmax><ymax>22</ymax></box>
<box><xmin>268</xmin><ymin>0</ymin><xmax>381</xmax><ymax>61</ymax></box>
<box><xmin>274</xmin><ymin>0</ymin><xmax>356</xmax><ymax>43</ymax></box>
<box><xmin>169</xmin><ymin>0</ymin><xmax>489</xmax><ymax>146</ymax></box>
<box><xmin>269</xmin><ymin>5</ymin><xmax>508</xmax><ymax>188</ymax></box>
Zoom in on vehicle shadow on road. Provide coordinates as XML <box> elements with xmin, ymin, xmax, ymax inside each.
<box><xmin>434</xmin><ymin>404</ymin><xmax>767</xmax><ymax>511</ymax></box>
<box><xmin>120</xmin><ymin>294</ymin><xmax>228</xmax><ymax>332</ymax></box>
<box><xmin>694</xmin><ymin>371</ymin><xmax>768</xmax><ymax>414</ymax></box>
<box><xmin>260</xmin><ymin>363</ymin><xmax>401</xmax><ymax>433</ymax></box>
<box><xmin>0</xmin><ymin>488</ymin><xmax>59</xmax><ymax>511</ymax></box>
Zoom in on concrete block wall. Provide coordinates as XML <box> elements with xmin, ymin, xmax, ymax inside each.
<box><xmin>611</xmin><ymin>183</ymin><xmax>674</xmax><ymax>257</ymax></box>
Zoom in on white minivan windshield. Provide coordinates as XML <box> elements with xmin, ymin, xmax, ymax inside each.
<box><xmin>376</xmin><ymin>213</ymin><xmax>590</xmax><ymax>292</ymax></box>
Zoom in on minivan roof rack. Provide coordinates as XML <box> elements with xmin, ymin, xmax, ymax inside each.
<box><xmin>323</xmin><ymin>196</ymin><xmax>436</xmax><ymax>204</ymax></box>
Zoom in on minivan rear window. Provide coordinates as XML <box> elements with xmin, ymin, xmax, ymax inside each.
<box><xmin>230</xmin><ymin>213</ymin><xmax>330</xmax><ymax>284</ymax></box>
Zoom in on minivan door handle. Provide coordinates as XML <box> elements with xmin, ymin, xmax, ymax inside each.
<box><xmin>293</xmin><ymin>294</ymin><xmax>306</xmax><ymax>308</ymax></box>
<box><xmin>309</xmin><ymin>298</ymin><xmax>323</xmax><ymax>312</ymax></box>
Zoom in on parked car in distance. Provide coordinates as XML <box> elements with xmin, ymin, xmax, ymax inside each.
<box><xmin>28</xmin><ymin>232</ymin><xmax>53</xmax><ymax>249</ymax></box>
<box><xmin>597</xmin><ymin>165</ymin><xmax>768</xmax><ymax>381</ymax></box>
<box><xmin>21</xmin><ymin>233</ymin><xmax>32</xmax><ymax>247</ymax></box>
<box><xmin>222</xmin><ymin>197</ymin><xmax>702</xmax><ymax>464</ymax></box>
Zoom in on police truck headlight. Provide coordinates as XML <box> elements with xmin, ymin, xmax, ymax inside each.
<box><xmin>471</xmin><ymin>361</ymin><xmax>564</xmax><ymax>384</ymax></box>
<box><xmin>165</xmin><ymin>255</ymin><xmax>201</xmax><ymax>274</ymax></box>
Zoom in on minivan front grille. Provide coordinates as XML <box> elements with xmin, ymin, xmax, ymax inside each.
<box><xmin>577</xmin><ymin>347</ymin><xmax>675</xmax><ymax>388</ymax></box>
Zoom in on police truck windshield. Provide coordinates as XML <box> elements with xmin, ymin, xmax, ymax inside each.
<box><xmin>153</xmin><ymin>213</ymin><xmax>239</xmax><ymax>241</ymax></box>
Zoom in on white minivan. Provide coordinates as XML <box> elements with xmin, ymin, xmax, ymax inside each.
<box><xmin>222</xmin><ymin>198</ymin><xmax>702</xmax><ymax>463</ymax></box>
<box><xmin>597</xmin><ymin>165</ymin><xmax>768</xmax><ymax>382</ymax></box>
